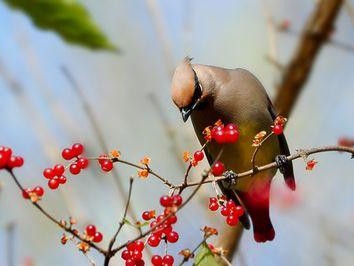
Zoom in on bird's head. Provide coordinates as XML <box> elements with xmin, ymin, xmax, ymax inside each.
<box><xmin>171</xmin><ymin>57</ymin><xmax>203</xmax><ymax>122</ymax></box>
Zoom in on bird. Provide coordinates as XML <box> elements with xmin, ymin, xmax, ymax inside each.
<box><xmin>171</xmin><ymin>57</ymin><xmax>295</xmax><ymax>242</ymax></box>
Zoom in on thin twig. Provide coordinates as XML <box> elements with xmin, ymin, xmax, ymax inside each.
<box><xmin>178</xmin><ymin>238</ymin><xmax>206</xmax><ymax>266</ymax></box>
<box><xmin>7</xmin><ymin>169</ymin><xmax>107</xmax><ymax>255</ymax></box>
<box><xmin>250</xmin><ymin>132</ymin><xmax>274</xmax><ymax>169</ymax></box>
<box><xmin>113</xmin><ymin>158</ymin><xmax>173</xmax><ymax>187</ymax></box>
<box><xmin>104</xmin><ymin>177</ymin><xmax>134</xmax><ymax>265</ymax></box>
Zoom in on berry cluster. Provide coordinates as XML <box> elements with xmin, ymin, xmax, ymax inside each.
<box><xmin>211</xmin><ymin>123</ymin><xmax>239</xmax><ymax>144</ymax></box>
<box><xmin>62</xmin><ymin>143</ymin><xmax>89</xmax><ymax>175</ymax></box>
<box><xmin>208</xmin><ymin>197</ymin><xmax>244</xmax><ymax>226</ymax></box>
<box><xmin>22</xmin><ymin>186</ymin><xmax>45</xmax><ymax>199</ymax></box>
<box><xmin>131</xmin><ymin>195</ymin><xmax>182</xmax><ymax>266</ymax></box>
<box><xmin>146</xmin><ymin>195</ymin><xmax>181</xmax><ymax>247</ymax></box>
<box><xmin>85</xmin><ymin>224</ymin><xmax>103</xmax><ymax>243</ymax></box>
<box><xmin>98</xmin><ymin>154</ymin><xmax>114</xmax><ymax>172</ymax></box>
<box><xmin>43</xmin><ymin>164</ymin><xmax>67</xmax><ymax>190</ymax></box>
<box><xmin>121</xmin><ymin>241</ymin><xmax>145</xmax><ymax>266</ymax></box>
<box><xmin>0</xmin><ymin>146</ymin><xmax>24</xmax><ymax>170</ymax></box>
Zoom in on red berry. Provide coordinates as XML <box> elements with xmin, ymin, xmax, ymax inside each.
<box><xmin>162</xmin><ymin>255</ymin><xmax>174</xmax><ymax>265</ymax></box>
<box><xmin>159</xmin><ymin>195</ymin><xmax>171</xmax><ymax>207</ymax></box>
<box><xmin>93</xmin><ymin>232</ymin><xmax>103</xmax><ymax>242</ymax></box>
<box><xmin>209</xmin><ymin>197</ymin><xmax>218</xmax><ymax>203</ymax></box>
<box><xmin>162</xmin><ymin>225</ymin><xmax>173</xmax><ymax>235</ymax></box>
<box><xmin>71</xmin><ymin>143</ymin><xmax>84</xmax><ymax>157</ymax></box>
<box><xmin>132</xmin><ymin>250</ymin><xmax>142</xmax><ymax>260</ymax></box>
<box><xmin>213</xmin><ymin>129</ymin><xmax>226</xmax><ymax>144</ymax></box>
<box><xmin>135</xmin><ymin>260</ymin><xmax>145</xmax><ymax>266</ymax></box>
<box><xmin>209</xmin><ymin>202</ymin><xmax>219</xmax><ymax>211</ymax></box>
<box><xmin>0</xmin><ymin>153</ymin><xmax>8</xmax><ymax>168</ymax></box>
<box><xmin>127</xmin><ymin>241</ymin><xmax>137</xmax><ymax>251</ymax></box>
<box><xmin>0</xmin><ymin>147</ymin><xmax>12</xmax><ymax>168</ymax></box>
<box><xmin>58</xmin><ymin>176</ymin><xmax>67</xmax><ymax>184</ymax></box>
<box><xmin>212</xmin><ymin>161</ymin><xmax>225</xmax><ymax>176</ymax></box>
<box><xmin>121</xmin><ymin>250</ymin><xmax>131</xmax><ymax>260</ymax></box>
<box><xmin>7</xmin><ymin>156</ymin><xmax>24</xmax><ymax>169</ymax></box>
<box><xmin>234</xmin><ymin>205</ymin><xmax>244</xmax><ymax>217</ymax></box>
<box><xmin>151</xmin><ymin>255</ymin><xmax>163</xmax><ymax>266</ymax></box>
<box><xmin>62</xmin><ymin>148</ymin><xmax>74</xmax><ymax>160</ymax></box>
<box><xmin>273</xmin><ymin>125</ymin><xmax>283</xmax><ymax>135</ymax></box>
<box><xmin>226</xmin><ymin>215</ymin><xmax>239</xmax><ymax>226</ymax></box>
<box><xmin>225</xmin><ymin>123</ymin><xmax>237</xmax><ymax>131</ymax></box>
<box><xmin>22</xmin><ymin>188</ymin><xmax>31</xmax><ymax>199</ymax></box>
<box><xmin>54</xmin><ymin>164</ymin><xmax>65</xmax><ymax>177</ymax></box>
<box><xmin>166</xmin><ymin>214</ymin><xmax>177</xmax><ymax>225</ymax></box>
<box><xmin>48</xmin><ymin>179</ymin><xmax>59</xmax><ymax>189</ymax></box>
<box><xmin>220</xmin><ymin>206</ymin><xmax>230</xmax><ymax>216</ymax></box>
<box><xmin>69</xmin><ymin>163</ymin><xmax>81</xmax><ymax>175</ymax></box>
<box><xmin>135</xmin><ymin>240</ymin><xmax>145</xmax><ymax>252</ymax></box>
<box><xmin>85</xmin><ymin>225</ymin><xmax>96</xmax><ymax>237</ymax></box>
<box><xmin>33</xmin><ymin>186</ymin><xmax>44</xmax><ymax>197</ymax></box>
<box><xmin>142</xmin><ymin>211</ymin><xmax>151</xmax><ymax>221</ymax></box>
<box><xmin>193</xmin><ymin>150</ymin><xmax>204</xmax><ymax>162</ymax></box>
<box><xmin>77</xmin><ymin>157</ymin><xmax>89</xmax><ymax>169</ymax></box>
<box><xmin>101</xmin><ymin>160</ymin><xmax>113</xmax><ymax>172</ymax></box>
<box><xmin>166</xmin><ymin>231</ymin><xmax>179</xmax><ymax>243</ymax></box>
<box><xmin>43</xmin><ymin>168</ymin><xmax>55</xmax><ymax>179</ymax></box>
<box><xmin>147</xmin><ymin>234</ymin><xmax>161</xmax><ymax>247</ymax></box>
<box><xmin>225</xmin><ymin>129</ymin><xmax>239</xmax><ymax>143</ymax></box>
<box><xmin>156</xmin><ymin>215</ymin><xmax>165</xmax><ymax>223</ymax></box>
<box><xmin>171</xmin><ymin>194</ymin><xmax>183</xmax><ymax>206</ymax></box>
<box><xmin>125</xmin><ymin>259</ymin><xmax>135</xmax><ymax>266</ymax></box>
<box><xmin>98</xmin><ymin>154</ymin><xmax>108</xmax><ymax>164</ymax></box>
<box><xmin>226</xmin><ymin>199</ymin><xmax>236</xmax><ymax>209</ymax></box>
<box><xmin>150</xmin><ymin>221</ymin><xmax>157</xmax><ymax>229</ymax></box>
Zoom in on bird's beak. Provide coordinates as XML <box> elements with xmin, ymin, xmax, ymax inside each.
<box><xmin>180</xmin><ymin>100</ymin><xmax>199</xmax><ymax>122</ymax></box>
<box><xmin>181</xmin><ymin>107</ymin><xmax>192</xmax><ymax>122</ymax></box>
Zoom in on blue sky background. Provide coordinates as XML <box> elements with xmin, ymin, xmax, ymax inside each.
<box><xmin>0</xmin><ymin>0</ymin><xmax>354</xmax><ymax>265</ymax></box>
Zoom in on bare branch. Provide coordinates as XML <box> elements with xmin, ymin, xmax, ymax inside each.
<box><xmin>105</xmin><ymin>177</ymin><xmax>134</xmax><ymax>265</ymax></box>
<box><xmin>6</xmin><ymin>169</ymin><xmax>107</xmax><ymax>255</ymax></box>
<box><xmin>274</xmin><ymin>0</ymin><xmax>344</xmax><ymax>117</ymax></box>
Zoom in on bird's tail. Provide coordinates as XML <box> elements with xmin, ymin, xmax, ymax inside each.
<box><xmin>238</xmin><ymin>179</ymin><xmax>275</xmax><ymax>242</ymax></box>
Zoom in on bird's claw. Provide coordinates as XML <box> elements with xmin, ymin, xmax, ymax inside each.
<box><xmin>223</xmin><ymin>170</ymin><xmax>238</xmax><ymax>188</ymax></box>
<box><xmin>252</xmin><ymin>166</ymin><xmax>259</xmax><ymax>175</ymax></box>
<box><xmin>275</xmin><ymin>155</ymin><xmax>288</xmax><ymax>174</ymax></box>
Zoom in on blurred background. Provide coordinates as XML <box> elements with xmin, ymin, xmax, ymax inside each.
<box><xmin>0</xmin><ymin>0</ymin><xmax>354</xmax><ymax>265</ymax></box>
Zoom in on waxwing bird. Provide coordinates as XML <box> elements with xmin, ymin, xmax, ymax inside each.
<box><xmin>171</xmin><ymin>57</ymin><xmax>295</xmax><ymax>242</ymax></box>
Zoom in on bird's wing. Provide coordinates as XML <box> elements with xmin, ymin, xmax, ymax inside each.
<box><xmin>204</xmin><ymin>148</ymin><xmax>251</xmax><ymax>229</ymax></box>
<box><xmin>268</xmin><ymin>103</ymin><xmax>296</xmax><ymax>190</ymax></box>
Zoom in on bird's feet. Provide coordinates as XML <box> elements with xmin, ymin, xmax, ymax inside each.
<box><xmin>223</xmin><ymin>170</ymin><xmax>238</xmax><ymax>188</ymax></box>
<box><xmin>275</xmin><ymin>155</ymin><xmax>288</xmax><ymax>174</ymax></box>
<box><xmin>252</xmin><ymin>166</ymin><xmax>259</xmax><ymax>175</ymax></box>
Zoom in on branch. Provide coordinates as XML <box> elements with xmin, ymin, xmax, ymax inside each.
<box><xmin>175</xmin><ymin>145</ymin><xmax>354</xmax><ymax>188</ymax></box>
<box><xmin>104</xmin><ymin>177</ymin><xmax>134</xmax><ymax>265</ymax></box>
<box><xmin>7</xmin><ymin>169</ymin><xmax>107</xmax><ymax>255</ymax></box>
<box><xmin>273</xmin><ymin>0</ymin><xmax>344</xmax><ymax>117</ymax></box>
